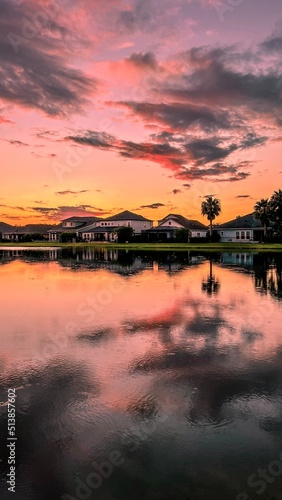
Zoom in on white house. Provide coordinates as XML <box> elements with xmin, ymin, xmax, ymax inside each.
<box><xmin>48</xmin><ymin>216</ymin><xmax>100</xmax><ymax>241</ymax></box>
<box><xmin>78</xmin><ymin>210</ymin><xmax>154</xmax><ymax>242</ymax></box>
<box><xmin>217</xmin><ymin>213</ymin><xmax>264</xmax><ymax>242</ymax></box>
<box><xmin>146</xmin><ymin>213</ymin><xmax>207</xmax><ymax>240</ymax></box>
<box><xmin>2</xmin><ymin>224</ymin><xmax>54</xmax><ymax>241</ymax></box>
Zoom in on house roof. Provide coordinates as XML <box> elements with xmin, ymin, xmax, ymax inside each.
<box><xmin>147</xmin><ymin>226</ymin><xmax>177</xmax><ymax>232</ymax></box>
<box><xmin>80</xmin><ymin>226</ymin><xmax>119</xmax><ymax>233</ymax></box>
<box><xmin>217</xmin><ymin>213</ymin><xmax>263</xmax><ymax>229</ymax></box>
<box><xmin>104</xmin><ymin>210</ymin><xmax>152</xmax><ymax>222</ymax></box>
<box><xmin>48</xmin><ymin>224</ymin><xmax>78</xmax><ymax>233</ymax></box>
<box><xmin>2</xmin><ymin>224</ymin><xmax>55</xmax><ymax>235</ymax></box>
<box><xmin>0</xmin><ymin>222</ymin><xmax>13</xmax><ymax>232</ymax></box>
<box><xmin>62</xmin><ymin>216</ymin><xmax>101</xmax><ymax>223</ymax></box>
<box><xmin>158</xmin><ymin>213</ymin><xmax>207</xmax><ymax>230</ymax></box>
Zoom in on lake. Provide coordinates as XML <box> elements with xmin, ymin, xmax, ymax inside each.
<box><xmin>0</xmin><ymin>248</ymin><xmax>282</xmax><ymax>500</ymax></box>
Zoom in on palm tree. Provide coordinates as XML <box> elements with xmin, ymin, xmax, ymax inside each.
<box><xmin>253</xmin><ymin>198</ymin><xmax>270</xmax><ymax>241</ymax></box>
<box><xmin>267</xmin><ymin>189</ymin><xmax>282</xmax><ymax>239</ymax></box>
<box><xmin>201</xmin><ymin>196</ymin><xmax>221</xmax><ymax>239</ymax></box>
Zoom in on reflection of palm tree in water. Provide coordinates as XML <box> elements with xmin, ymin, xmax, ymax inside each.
<box><xmin>268</xmin><ymin>256</ymin><xmax>282</xmax><ymax>299</ymax></box>
<box><xmin>202</xmin><ymin>259</ymin><xmax>220</xmax><ymax>295</ymax></box>
<box><xmin>253</xmin><ymin>254</ymin><xmax>269</xmax><ymax>293</ymax></box>
<box><xmin>253</xmin><ymin>255</ymin><xmax>282</xmax><ymax>300</ymax></box>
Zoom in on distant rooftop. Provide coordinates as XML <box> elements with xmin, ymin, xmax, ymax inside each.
<box><xmin>63</xmin><ymin>216</ymin><xmax>101</xmax><ymax>223</ymax></box>
<box><xmin>159</xmin><ymin>213</ymin><xmax>207</xmax><ymax>230</ymax></box>
<box><xmin>217</xmin><ymin>213</ymin><xmax>263</xmax><ymax>229</ymax></box>
<box><xmin>0</xmin><ymin>222</ymin><xmax>13</xmax><ymax>232</ymax></box>
<box><xmin>1</xmin><ymin>224</ymin><xmax>55</xmax><ymax>234</ymax></box>
<box><xmin>104</xmin><ymin>210</ymin><xmax>152</xmax><ymax>222</ymax></box>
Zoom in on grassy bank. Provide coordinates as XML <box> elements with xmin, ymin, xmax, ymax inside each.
<box><xmin>1</xmin><ymin>241</ymin><xmax>282</xmax><ymax>251</ymax></box>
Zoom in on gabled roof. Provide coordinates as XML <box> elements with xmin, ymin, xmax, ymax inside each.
<box><xmin>2</xmin><ymin>224</ymin><xmax>55</xmax><ymax>235</ymax></box>
<box><xmin>48</xmin><ymin>224</ymin><xmax>78</xmax><ymax>233</ymax></box>
<box><xmin>158</xmin><ymin>213</ymin><xmax>207</xmax><ymax>230</ymax></box>
<box><xmin>62</xmin><ymin>216</ymin><xmax>101</xmax><ymax>223</ymax></box>
<box><xmin>80</xmin><ymin>226</ymin><xmax>119</xmax><ymax>233</ymax></box>
<box><xmin>104</xmin><ymin>210</ymin><xmax>152</xmax><ymax>222</ymax></box>
<box><xmin>0</xmin><ymin>222</ymin><xmax>13</xmax><ymax>232</ymax></box>
<box><xmin>217</xmin><ymin>213</ymin><xmax>263</xmax><ymax>229</ymax></box>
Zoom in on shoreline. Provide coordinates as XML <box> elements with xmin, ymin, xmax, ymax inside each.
<box><xmin>1</xmin><ymin>242</ymin><xmax>282</xmax><ymax>252</ymax></box>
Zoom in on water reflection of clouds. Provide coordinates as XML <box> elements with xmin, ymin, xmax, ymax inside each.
<box><xmin>0</xmin><ymin>360</ymin><xmax>99</xmax><ymax>500</ymax></box>
<box><xmin>1</xmin><ymin>251</ymin><xmax>282</xmax><ymax>499</ymax></box>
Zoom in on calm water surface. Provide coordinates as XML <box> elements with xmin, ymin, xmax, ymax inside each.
<box><xmin>0</xmin><ymin>248</ymin><xmax>282</xmax><ymax>500</ymax></box>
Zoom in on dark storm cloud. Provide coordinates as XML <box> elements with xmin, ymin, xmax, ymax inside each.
<box><xmin>4</xmin><ymin>139</ymin><xmax>30</xmax><ymax>146</ymax></box>
<box><xmin>116</xmin><ymin>100</ymin><xmax>232</xmax><ymax>132</ymax></box>
<box><xmin>55</xmin><ymin>190</ymin><xmax>90</xmax><ymax>195</ymax></box>
<box><xmin>116</xmin><ymin>0</ymin><xmax>163</xmax><ymax>34</ymax></box>
<box><xmin>67</xmin><ymin>131</ymin><xmax>255</xmax><ymax>182</ymax></box>
<box><xmin>31</xmin><ymin>207</ymin><xmax>58</xmax><ymax>214</ymax></box>
<box><xmin>31</xmin><ymin>205</ymin><xmax>110</xmax><ymax>219</ymax></box>
<box><xmin>261</xmin><ymin>35</ymin><xmax>282</xmax><ymax>53</ymax></box>
<box><xmin>175</xmin><ymin>162</ymin><xmax>251</xmax><ymax>183</ymax></box>
<box><xmin>160</xmin><ymin>46</ymin><xmax>282</xmax><ymax>121</ymax></box>
<box><xmin>126</xmin><ymin>52</ymin><xmax>158</xmax><ymax>70</ymax></box>
<box><xmin>0</xmin><ymin>0</ymin><xmax>96</xmax><ymax>117</ymax></box>
<box><xmin>139</xmin><ymin>203</ymin><xmax>166</xmax><ymax>209</ymax></box>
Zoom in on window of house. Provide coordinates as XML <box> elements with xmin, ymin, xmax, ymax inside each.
<box><xmin>221</xmin><ymin>232</ymin><xmax>224</xmax><ymax>236</ymax></box>
<box><xmin>236</xmin><ymin>231</ymin><xmax>240</xmax><ymax>239</ymax></box>
<box><xmin>101</xmin><ymin>223</ymin><xmax>104</xmax><ymax>226</ymax></box>
<box><xmin>241</xmin><ymin>231</ymin><xmax>245</xmax><ymax>239</ymax></box>
<box><xmin>105</xmin><ymin>223</ymin><xmax>107</xmax><ymax>226</ymax></box>
<box><xmin>246</xmin><ymin>231</ymin><xmax>250</xmax><ymax>239</ymax></box>
<box><xmin>168</xmin><ymin>221</ymin><xmax>171</xmax><ymax>225</ymax></box>
<box><xmin>127</xmin><ymin>221</ymin><xmax>131</xmax><ymax>226</ymax></box>
<box><xmin>197</xmin><ymin>233</ymin><xmax>200</xmax><ymax>237</ymax></box>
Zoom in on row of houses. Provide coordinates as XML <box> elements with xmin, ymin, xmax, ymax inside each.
<box><xmin>0</xmin><ymin>210</ymin><xmax>265</xmax><ymax>243</ymax></box>
<box><xmin>48</xmin><ymin>211</ymin><xmax>208</xmax><ymax>242</ymax></box>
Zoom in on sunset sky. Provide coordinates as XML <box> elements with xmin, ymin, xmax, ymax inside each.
<box><xmin>1</xmin><ymin>0</ymin><xmax>282</xmax><ymax>225</ymax></box>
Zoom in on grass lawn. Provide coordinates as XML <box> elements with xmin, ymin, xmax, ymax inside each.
<box><xmin>1</xmin><ymin>241</ymin><xmax>282</xmax><ymax>251</ymax></box>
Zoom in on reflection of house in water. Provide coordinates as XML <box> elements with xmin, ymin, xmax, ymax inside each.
<box><xmin>253</xmin><ymin>255</ymin><xmax>282</xmax><ymax>300</ymax></box>
<box><xmin>79</xmin><ymin>248</ymin><xmax>119</xmax><ymax>262</ymax></box>
<box><xmin>0</xmin><ymin>249</ymin><xmax>25</xmax><ymax>258</ymax></box>
<box><xmin>0</xmin><ymin>248</ymin><xmax>207</xmax><ymax>276</ymax></box>
<box><xmin>220</xmin><ymin>253</ymin><xmax>255</xmax><ymax>267</ymax></box>
<box><xmin>49</xmin><ymin>249</ymin><xmax>59</xmax><ymax>260</ymax></box>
